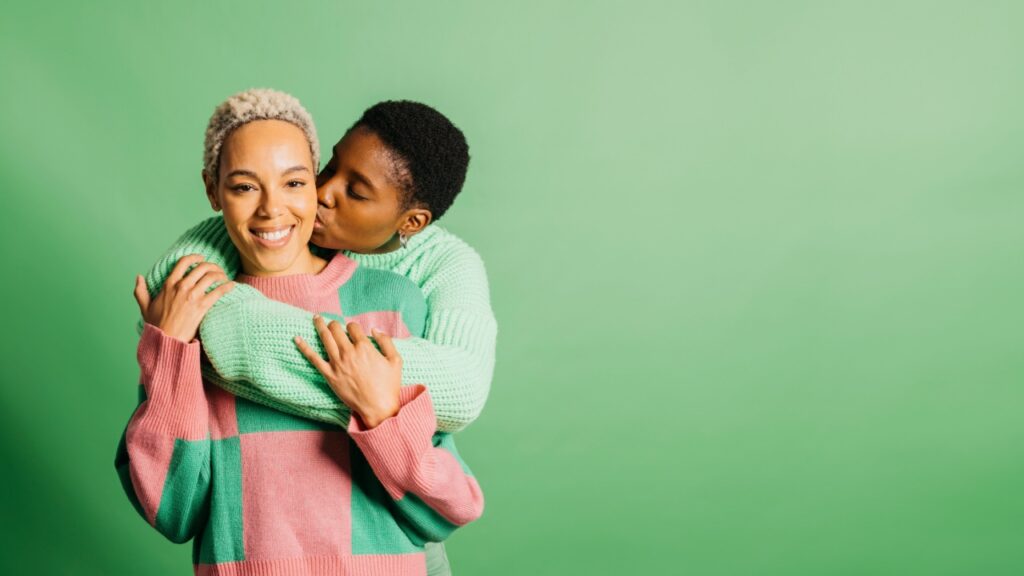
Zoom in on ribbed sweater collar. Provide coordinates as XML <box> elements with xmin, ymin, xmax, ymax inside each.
<box><xmin>236</xmin><ymin>252</ymin><xmax>357</xmax><ymax>308</ymax></box>
<box><xmin>344</xmin><ymin>224</ymin><xmax>442</xmax><ymax>268</ymax></box>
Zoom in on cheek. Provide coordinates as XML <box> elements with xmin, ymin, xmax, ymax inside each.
<box><xmin>219</xmin><ymin>196</ymin><xmax>253</xmax><ymax>231</ymax></box>
<box><xmin>291</xmin><ymin>190</ymin><xmax>319</xmax><ymax>219</ymax></box>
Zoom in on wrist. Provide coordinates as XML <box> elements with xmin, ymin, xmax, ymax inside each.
<box><xmin>157</xmin><ymin>320</ymin><xmax>197</xmax><ymax>343</ymax></box>
<box><xmin>357</xmin><ymin>399</ymin><xmax>400</xmax><ymax>429</ymax></box>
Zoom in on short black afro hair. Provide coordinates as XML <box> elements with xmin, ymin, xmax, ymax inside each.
<box><xmin>349</xmin><ymin>100</ymin><xmax>470</xmax><ymax>221</ymax></box>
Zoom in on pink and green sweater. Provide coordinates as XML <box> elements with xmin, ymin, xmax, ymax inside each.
<box><xmin>136</xmin><ymin>216</ymin><xmax>497</xmax><ymax>432</ymax></box>
<box><xmin>115</xmin><ymin>252</ymin><xmax>484</xmax><ymax>575</ymax></box>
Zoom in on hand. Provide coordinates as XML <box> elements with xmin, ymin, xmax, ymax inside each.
<box><xmin>295</xmin><ymin>317</ymin><xmax>403</xmax><ymax>429</ymax></box>
<box><xmin>134</xmin><ymin>254</ymin><xmax>235</xmax><ymax>342</ymax></box>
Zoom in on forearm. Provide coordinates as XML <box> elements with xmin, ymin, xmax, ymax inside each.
<box><xmin>199</xmin><ymin>294</ymin><xmax>354</xmax><ymax>423</ymax></box>
<box><xmin>200</xmin><ymin>294</ymin><xmax>497</xmax><ymax>431</ymax></box>
<box><xmin>393</xmin><ymin>240</ymin><xmax>498</xmax><ymax>432</ymax></box>
<box><xmin>139</xmin><ymin>217</ymin><xmax>352</xmax><ymax>422</ymax></box>
<box><xmin>137</xmin><ymin>216</ymin><xmax>244</xmax><ymax>335</ymax></box>
<box><xmin>392</xmin><ymin>310</ymin><xmax>496</xmax><ymax>432</ymax></box>
<box><xmin>348</xmin><ymin>385</ymin><xmax>484</xmax><ymax>543</ymax></box>
<box><xmin>115</xmin><ymin>324</ymin><xmax>212</xmax><ymax>542</ymax></box>
<box><xmin>153</xmin><ymin>219</ymin><xmax>498</xmax><ymax>433</ymax></box>
<box><xmin>143</xmin><ymin>216</ymin><xmax>239</xmax><ymax>295</ymax></box>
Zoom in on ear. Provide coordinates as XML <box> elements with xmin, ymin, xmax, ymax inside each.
<box><xmin>202</xmin><ymin>170</ymin><xmax>221</xmax><ymax>211</ymax></box>
<box><xmin>397</xmin><ymin>208</ymin><xmax>432</xmax><ymax>238</ymax></box>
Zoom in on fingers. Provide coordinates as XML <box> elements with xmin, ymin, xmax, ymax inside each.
<box><xmin>166</xmin><ymin>254</ymin><xmax>205</xmax><ymax>288</ymax></box>
<box><xmin>346</xmin><ymin>322</ymin><xmax>367</xmax><ymax>345</ymax></box>
<box><xmin>189</xmin><ymin>268</ymin><xmax>229</xmax><ymax>299</ymax></box>
<box><xmin>133</xmin><ymin>275</ymin><xmax>151</xmax><ymax>317</ymax></box>
<box><xmin>329</xmin><ymin>320</ymin><xmax>354</xmax><ymax>355</ymax></box>
<box><xmin>200</xmin><ymin>280</ymin><xmax>235</xmax><ymax>307</ymax></box>
<box><xmin>371</xmin><ymin>329</ymin><xmax>400</xmax><ymax>363</ymax></box>
<box><xmin>294</xmin><ymin>336</ymin><xmax>332</xmax><ymax>376</ymax></box>
<box><xmin>314</xmin><ymin>315</ymin><xmax>342</xmax><ymax>365</ymax></box>
<box><xmin>178</xmin><ymin>262</ymin><xmax>225</xmax><ymax>294</ymax></box>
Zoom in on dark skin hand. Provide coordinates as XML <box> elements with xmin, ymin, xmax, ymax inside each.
<box><xmin>294</xmin><ymin>317</ymin><xmax>403</xmax><ymax>429</ymax></box>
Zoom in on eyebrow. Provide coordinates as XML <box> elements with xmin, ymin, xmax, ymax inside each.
<box><xmin>330</xmin><ymin>145</ymin><xmax>379</xmax><ymax>193</ymax></box>
<box><xmin>225</xmin><ymin>169</ymin><xmax>259</xmax><ymax>179</ymax></box>
<box><xmin>225</xmin><ymin>166</ymin><xmax>311</xmax><ymax>179</ymax></box>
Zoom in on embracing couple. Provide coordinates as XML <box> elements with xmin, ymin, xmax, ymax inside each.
<box><xmin>114</xmin><ymin>89</ymin><xmax>497</xmax><ymax>576</ymax></box>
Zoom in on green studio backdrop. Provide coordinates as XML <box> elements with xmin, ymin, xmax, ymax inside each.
<box><xmin>1</xmin><ymin>1</ymin><xmax>1022</xmax><ymax>574</ymax></box>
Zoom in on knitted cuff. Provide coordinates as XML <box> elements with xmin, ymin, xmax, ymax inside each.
<box><xmin>135</xmin><ymin>323</ymin><xmax>208</xmax><ymax>439</ymax></box>
<box><xmin>347</xmin><ymin>384</ymin><xmax>436</xmax><ymax>499</ymax></box>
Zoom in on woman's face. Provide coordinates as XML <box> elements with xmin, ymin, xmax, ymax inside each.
<box><xmin>206</xmin><ymin>119</ymin><xmax>319</xmax><ymax>276</ymax></box>
<box><xmin>312</xmin><ymin>127</ymin><xmax>419</xmax><ymax>253</ymax></box>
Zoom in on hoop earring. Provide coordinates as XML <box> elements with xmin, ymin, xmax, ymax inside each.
<box><xmin>399</xmin><ymin>232</ymin><xmax>409</xmax><ymax>249</ymax></box>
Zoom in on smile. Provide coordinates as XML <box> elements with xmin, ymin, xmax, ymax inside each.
<box><xmin>250</xmin><ymin>225</ymin><xmax>295</xmax><ymax>247</ymax></box>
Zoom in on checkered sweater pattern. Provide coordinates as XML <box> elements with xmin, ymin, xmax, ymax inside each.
<box><xmin>115</xmin><ymin>253</ymin><xmax>484</xmax><ymax>575</ymax></box>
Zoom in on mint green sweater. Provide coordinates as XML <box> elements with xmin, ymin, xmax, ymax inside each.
<box><xmin>141</xmin><ymin>216</ymin><xmax>497</xmax><ymax>432</ymax></box>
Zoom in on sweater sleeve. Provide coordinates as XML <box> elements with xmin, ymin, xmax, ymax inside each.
<box><xmin>198</xmin><ymin>226</ymin><xmax>496</xmax><ymax>432</ymax></box>
<box><xmin>388</xmin><ymin>241</ymin><xmax>498</xmax><ymax>432</ymax></box>
<box><xmin>347</xmin><ymin>385</ymin><xmax>484</xmax><ymax>543</ymax></box>
<box><xmin>145</xmin><ymin>217</ymin><xmax>496</xmax><ymax>432</ymax></box>
<box><xmin>137</xmin><ymin>215</ymin><xmax>353</xmax><ymax>425</ymax></box>
<box><xmin>136</xmin><ymin>215</ymin><xmax>244</xmax><ymax>336</ymax></box>
<box><xmin>114</xmin><ymin>324</ymin><xmax>212</xmax><ymax>543</ymax></box>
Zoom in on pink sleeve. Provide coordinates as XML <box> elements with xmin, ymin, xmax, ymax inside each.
<box><xmin>348</xmin><ymin>385</ymin><xmax>485</xmax><ymax>528</ymax></box>
<box><xmin>121</xmin><ymin>324</ymin><xmax>211</xmax><ymax>534</ymax></box>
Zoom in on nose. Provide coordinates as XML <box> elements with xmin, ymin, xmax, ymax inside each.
<box><xmin>257</xmin><ymin>189</ymin><xmax>285</xmax><ymax>218</ymax></box>
<box><xmin>317</xmin><ymin>183</ymin><xmax>335</xmax><ymax>209</ymax></box>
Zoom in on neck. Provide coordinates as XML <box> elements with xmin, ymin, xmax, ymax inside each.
<box><xmin>240</xmin><ymin>248</ymin><xmax>327</xmax><ymax>277</ymax></box>
<box><xmin>365</xmin><ymin>232</ymin><xmax>402</xmax><ymax>255</ymax></box>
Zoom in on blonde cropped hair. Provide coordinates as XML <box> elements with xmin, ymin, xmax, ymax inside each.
<box><xmin>203</xmin><ymin>88</ymin><xmax>320</xmax><ymax>180</ymax></box>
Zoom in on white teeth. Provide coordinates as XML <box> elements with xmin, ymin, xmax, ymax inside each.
<box><xmin>254</xmin><ymin>227</ymin><xmax>292</xmax><ymax>241</ymax></box>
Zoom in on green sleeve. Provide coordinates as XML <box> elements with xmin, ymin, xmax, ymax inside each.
<box><xmin>142</xmin><ymin>217</ymin><xmax>497</xmax><ymax>433</ymax></box>
<box><xmin>138</xmin><ymin>215</ymin><xmax>354</xmax><ymax>425</ymax></box>
<box><xmin>386</xmin><ymin>241</ymin><xmax>498</xmax><ymax>432</ymax></box>
<box><xmin>137</xmin><ymin>215</ymin><xmax>245</xmax><ymax>335</ymax></box>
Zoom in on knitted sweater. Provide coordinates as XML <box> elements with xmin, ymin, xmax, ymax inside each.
<box><xmin>140</xmin><ymin>216</ymin><xmax>497</xmax><ymax>432</ymax></box>
<box><xmin>116</xmin><ymin>253</ymin><xmax>484</xmax><ymax>575</ymax></box>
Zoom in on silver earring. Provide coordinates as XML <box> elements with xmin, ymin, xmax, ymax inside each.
<box><xmin>399</xmin><ymin>232</ymin><xmax>409</xmax><ymax>249</ymax></box>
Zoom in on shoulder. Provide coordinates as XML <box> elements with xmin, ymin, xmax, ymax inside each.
<box><xmin>411</xmin><ymin>225</ymin><xmax>489</xmax><ymax>285</ymax></box>
<box><xmin>417</xmin><ymin>226</ymin><xmax>484</xmax><ymax>266</ymax></box>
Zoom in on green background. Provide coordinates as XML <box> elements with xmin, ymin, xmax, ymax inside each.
<box><xmin>2</xmin><ymin>1</ymin><xmax>1022</xmax><ymax>574</ymax></box>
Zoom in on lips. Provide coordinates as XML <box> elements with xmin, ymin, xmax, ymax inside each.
<box><xmin>250</xmin><ymin>225</ymin><xmax>295</xmax><ymax>248</ymax></box>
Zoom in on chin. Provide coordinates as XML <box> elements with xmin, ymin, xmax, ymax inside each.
<box><xmin>246</xmin><ymin>247</ymin><xmax>301</xmax><ymax>275</ymax></box>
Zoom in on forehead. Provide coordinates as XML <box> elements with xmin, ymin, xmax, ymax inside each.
<box><xmin>333</xmin><ymin>128</ymin><xmax>399</xmax><ymax>180</ymax></box>
<box><xmin>221</xmin><ymin>120</ymin><xmax>313</xmax><ymax>170</ymax></box>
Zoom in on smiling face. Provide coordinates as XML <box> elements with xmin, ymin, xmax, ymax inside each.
<box><xmin>205</xmin><ymin>119</ymin><xmax>322</xmax><ymax>276</ymax></box>
<box><xmin>312</xmin><ymin>127</ymin><xmax>430</xmax><ymax>253</ymax></box>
